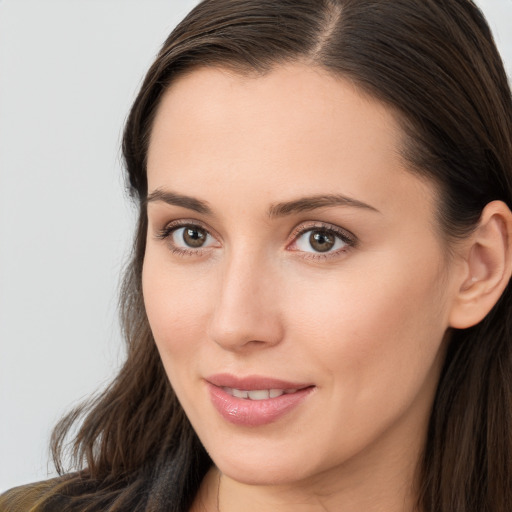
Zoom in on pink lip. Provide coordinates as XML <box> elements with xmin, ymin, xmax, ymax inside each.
<box><xmin>206</xmin><ymin>374</ymin><xmax>314</xmax><ymax>427</ymax></box>
<box><xmin>207</xmin><ymin>373</ymin><xmax>311</xmax><ymax>391</ymax></box>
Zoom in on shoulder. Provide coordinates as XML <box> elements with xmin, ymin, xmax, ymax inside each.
<box><xmin>0</xmin><ymin>477</ymin><xmax>74</xmax><ymax>512</ymax></box>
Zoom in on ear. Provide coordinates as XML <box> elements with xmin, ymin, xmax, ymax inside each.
<box><xmin>449</xmin><ymin>200</ymin><xmax>512</xmax><ymax>329</ymax></box>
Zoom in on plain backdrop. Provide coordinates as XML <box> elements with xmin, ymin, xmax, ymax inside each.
<box><xmin>0</xmin><ymin>0</ymin><xmax>511</xmax><ymax>493</ymax></box>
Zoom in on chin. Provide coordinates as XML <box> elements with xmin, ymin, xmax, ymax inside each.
<box><xmin>222</xmin><ymin>465</ymin><xmax>307</xmax><ymax>487</ymax></box>
<box><xmin>207</xmin><ymin>445</ymin><xmax>319</xmax><ymax>486</ymax></box>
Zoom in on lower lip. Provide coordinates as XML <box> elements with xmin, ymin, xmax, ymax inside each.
<box><xmin>207</xmin><ymin>383</ymin><xmax>314</xmax><ymax>426</ymax></box>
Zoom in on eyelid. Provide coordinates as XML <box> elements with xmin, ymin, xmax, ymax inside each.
<box><xmin>288</xmin><ymin>221</ymin><xmax>357</xmax><ymax>246</ymax></box>
<box><xmin>156</xmin><ymin>218</ymin><xmax>219</xmax><ymax>239</ymax></box>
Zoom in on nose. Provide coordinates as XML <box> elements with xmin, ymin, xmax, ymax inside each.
<box><xmin>207</xmin><ymin>249</ymin><xmax>284</xmax><ymax>352</ymax></box>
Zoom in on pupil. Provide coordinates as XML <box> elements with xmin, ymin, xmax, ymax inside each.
<box><xmin>183</xmin><ymin>227</ymin><xmax>206</xmax><ymax>248</ymax></box>
<box><xmin>309</xmin><ymin>230</ymin><xmax>335</xmax><ymax>252</ymax></box>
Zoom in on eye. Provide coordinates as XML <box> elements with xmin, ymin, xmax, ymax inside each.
<box><xmin>156</xmin><ymin>222</ymin><xmax>220</xmax><ymax>254</ymax></box>
<box><xmin>289</xmin><ymin>225</ymin><xmax>355</xmax><ymax>256</ymax></box>
<box><xmin>172</xmin><ymin>226</ymin><xmax>211</xmax><ymax>248</ymax></box>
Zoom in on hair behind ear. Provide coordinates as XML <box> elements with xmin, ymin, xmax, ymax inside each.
<box><xmin>420</xmin><ymin>274</ymin><xmax>512</xmax><ymax>511</ymax></box>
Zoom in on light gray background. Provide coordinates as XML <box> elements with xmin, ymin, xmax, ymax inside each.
<box><xmin>0</xmin><ymin>0</ymin><xmax>511</xmax><ymax>492</ymax></box>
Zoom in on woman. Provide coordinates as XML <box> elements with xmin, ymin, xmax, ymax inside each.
<box><xmin>2</xmin><ymin>0</ymin><xmax>512</xmax><ymax>510</ymax></box>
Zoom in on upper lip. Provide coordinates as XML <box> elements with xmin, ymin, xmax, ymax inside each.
<box><xmin>206</xmin><ymin>373</ymin><xmax>313</xmax><ymax>391</ymax></box>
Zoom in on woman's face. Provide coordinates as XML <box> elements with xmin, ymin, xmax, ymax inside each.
<box><xmin>143</xmin><ymin>64</ymin><xmax>462</xmax><ymax>488</ymax></box>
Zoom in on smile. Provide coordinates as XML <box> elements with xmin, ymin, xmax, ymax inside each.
<box><xmin>206</xmin><ymin>376</ymin><xmax>315</xmax><ymax>426</ymax></box>
<box><xmin>222</xmin><ymin>387</ymin><xmax>299</xmax><ymax>400</ymax></box>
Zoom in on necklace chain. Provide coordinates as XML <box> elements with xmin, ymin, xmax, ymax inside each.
<box><xmin>216</xmin><ymin>471</ymin><xmax>221</xmax><ymax>512</ymax></box>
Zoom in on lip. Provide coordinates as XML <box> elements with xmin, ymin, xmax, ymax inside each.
<box><xmin>207</xmin><ymin>373</ymin><xmax>311</xmax><ymax>391</ymax></box>
<box><xmin>206</xmin><ymin>374</ymin><xmax>315</xmax><ymax>427</ymax></box>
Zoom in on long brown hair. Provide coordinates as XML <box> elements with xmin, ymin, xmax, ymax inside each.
<box><xmin>3</xmin><ymin>1</ymin><xmax>511</xmax><ymax>511</ymax></box>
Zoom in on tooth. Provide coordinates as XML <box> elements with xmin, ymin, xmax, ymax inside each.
<box><xmin>269</xmin><ymin>389</ymin><xmax>284</xmax><ymax>398</ymax></box>
<box><xmin>247</xmin><ymin>389</ymin><xmax>270</xmax><ymax>400</ymax></box>
<box><xmin>232</xmin><ymin>388</ymin><xmax>248</xmax><ymax>399</ymax></box>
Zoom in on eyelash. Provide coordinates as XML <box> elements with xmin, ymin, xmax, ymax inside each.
<box><xmin>155</xmin><ymin>220</ymin><xmax>357</xmax><ymax>260</ymax></box>
<box><xmin>156</xmin><ymin>220</ymin><xmax>216</xmax><ymax>257</ymax></box>
<box><xmin>288</xmin><ymin>222</ymin><xmax>356</xmax><ymax>260</ymax></box>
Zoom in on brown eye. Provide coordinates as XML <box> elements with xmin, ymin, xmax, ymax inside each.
<box><xmin>309</xmin><ymin>230</ymin><xmax>335</xmax><ymax>252</ymax></box>
<box><xmin>292</xmin><ymin>226</ymin><xmax>351</xmax><ymax>256</ymax></box>
<box><xmin>165</xmin><ymin>225</ymin><xmax>216</xmax><ymax>251</ymax></box>
<box><xmin>181</xmin><ymin>226</ymin><xmax>208</xmax><ymax>247</ymax></box>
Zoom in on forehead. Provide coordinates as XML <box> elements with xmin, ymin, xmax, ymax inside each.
<box><xmin>148</xmin><ymin>63</ymin><xmax>403</xmax><ymax>163</ymax></box>
<box><xmin>146</xmin><ymin>63</ymin><xmax>435</xmax><ymax>221</ymax></box>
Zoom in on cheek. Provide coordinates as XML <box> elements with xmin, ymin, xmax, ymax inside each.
<box><xmin>288</xmin><ymin>248</ymin><xmax>449</xmax><ymax>398</ymax></box>
<box><xmin>141</xmin><ymin>251</ymin><xmax>214</xmax><ymax>372</ymax></box>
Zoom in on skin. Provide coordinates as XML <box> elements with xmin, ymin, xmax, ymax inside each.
<box><xmin>142</xmin><ymin>63</ymin><xmax>468</xmax><ymax>512</ymax></box>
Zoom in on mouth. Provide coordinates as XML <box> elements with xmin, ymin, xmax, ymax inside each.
<box><xmin>221</xmin><ymin>387</ymin><xmax>300</xmax><ymax>400</ymax></box>
<box><xmin>205</xmin><ymin>374</ymin><xmax>315</xmax><ymax>426</ymax></box>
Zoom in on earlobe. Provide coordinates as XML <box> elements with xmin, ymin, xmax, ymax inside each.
<box><xmin>449</xmin><ymin>200</ymin><xmax>512</xmax><ymax>329</ymax></box>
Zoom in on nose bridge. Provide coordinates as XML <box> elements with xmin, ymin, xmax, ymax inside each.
<box><xmin>208</xmin><ymin>243</ymin><xmax>283</xmax><ymax>350</ymax></box>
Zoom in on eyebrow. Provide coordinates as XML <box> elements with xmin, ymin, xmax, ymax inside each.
<box><xmin>267</xmin><ymin>194</ymin><xmax>379</xmax><ymax>218</ymax></box>
<box><xmin>146</xmin><ymin>189</ymin><xmax>212</xmax><ymax>215</ymax></box>
<box><xmin>145</xmin><ymin>189</ymin><xmax>379</xmax><ymax>217</ymax></box>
